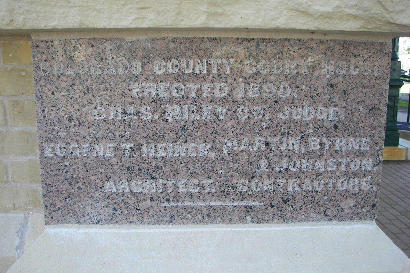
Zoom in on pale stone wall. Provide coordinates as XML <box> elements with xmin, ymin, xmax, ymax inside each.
<box><xmin>0</xmin><ymin>0</ymin><xmax>409</xmax><ymax>35</ymax></box>
<box><xmin>0</xmin><ymin>38</ymin><xmax>43</xmax><ymax>273</ymax></box>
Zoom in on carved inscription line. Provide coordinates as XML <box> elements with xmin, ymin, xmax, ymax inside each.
<box><xmin>38</xmin><ymin>58</ymin><xmax>383</xmax><ymax>77</ymax></box>
<box><xmin>91</xmin><ymin>104</ymin><xmax>344</xmax><ymax>122</ymax></box>
<box><xmin>130</xmin><ymin>81</ymin><xmax>296</xmax><ymax>99</ymax></box>
<box><xmin>42</xmin><ymin>137</ymin><xmax>372</xmax><ymax>158</ymax></box>
<box><xmin>104</xmin><ymin>176</ymin><xmax>376</xmax><ymax>195</ymax></box>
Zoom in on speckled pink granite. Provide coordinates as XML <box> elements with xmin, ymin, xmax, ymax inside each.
<box><xmin>32</xmin><ymin>38</ymin><xmax>391</xmax><ymax>225</ymax></box>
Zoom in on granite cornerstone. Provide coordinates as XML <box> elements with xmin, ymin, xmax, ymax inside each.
<box><xmin>32</xmin><ymin>37</ymin><xmax>390</xmax><ymax>225</ymax></box>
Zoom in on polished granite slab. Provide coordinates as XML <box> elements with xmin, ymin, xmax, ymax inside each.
<box><xmin>32</xmin><ymin>38</ymin><xmax>391</xmax><ymax>224</ymax></box>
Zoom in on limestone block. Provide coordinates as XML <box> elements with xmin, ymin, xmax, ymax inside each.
<box><xmin>0</xmin><ymin>213</ymin><xmax>44</xmax><ymax>273</ymax></box>
<box><xmin>24</xmin><ymin>213</ymin><xmax>44</xmax><ymax>249</ymax></box>
<box><xmin>0</xmin><ymin>68</ymin><xmax>34</xmax><ymax>97</ymax></box>
<box><xmin>0</xmin><ymin>214</ymin><xmax>24</xmax><ymax>257</ymax></box>
<box><xmin>0</xmin><ymin>131</ymin><xmax>38</xmax><ymax>156</ymax></box>
<box><xmin>8</xmin><ymin>100</ymin><xmax>36</xmax><ymax>127</ymax></box>
<box><xmin>0</xmin><ymin>40</ymin><xmax>32</xmax><ymax>65</ymax></box>
<box><xmin>9</xmin><ymin>160</ymin><xmax>40</xmax><ymax>184</ymax></box>
<box><xmin>0</xmin><ymin>1</ymin><xmax>409</xmax><ymax>34</ymax></box>
<box><xmin>6</xmin><ymin>222</ymin><xmax>410</xmax><ymax>273</ymax></box>
<box><xmin>0</xmin><ymin>187</ymin><xmax>42</xmax><ymax>212</ymax></box>
<box><xmin>0</xmin><ymin>161</ymin><xmax>7</xmax><ymax>184</ymax></box>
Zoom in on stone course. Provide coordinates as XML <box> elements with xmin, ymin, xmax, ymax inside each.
<box><xmin>1</xmin><ymin>1</ymin><xmax>410</xmax><ymax>34</ymax></box>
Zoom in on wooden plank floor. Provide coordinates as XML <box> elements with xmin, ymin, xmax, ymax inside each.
<box><xmin>376</xmin><ymin>161</ymin><xmax>410</xmax><ymax>258</ymax></box>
